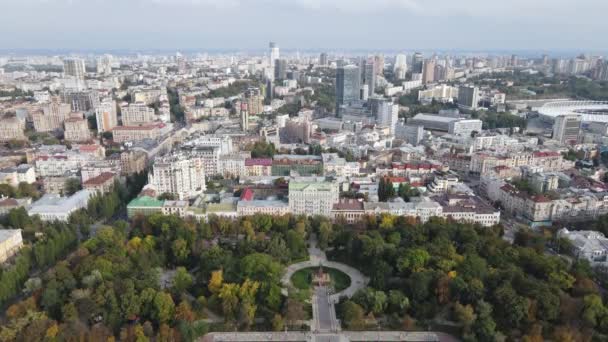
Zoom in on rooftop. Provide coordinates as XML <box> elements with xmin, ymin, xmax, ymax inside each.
<box><xmin>127</xmin><ymin>196</ymin><xmax>164</xmax><ymax>208</ymax></box>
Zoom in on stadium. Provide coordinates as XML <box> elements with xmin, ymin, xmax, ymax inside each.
<box><xmin>538</xmin><ymin>100</ymin><xmax>608</xmax><ymax>123</ymax></box>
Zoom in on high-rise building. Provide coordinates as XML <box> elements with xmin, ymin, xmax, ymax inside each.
<box><xmin>395</xmin><ymin>121</ymin><xmax>424</xmax><ymax>146</ymax></box>
<box><xmin>371</xmin><ymin>97</ymin><xmax>398</xmax><ymax>135</ymax></box>
<box><xmin>148</xmin><ymin>153</ymin><xmax>206</xmax><ymax>200</ymax></box>
<box><xmin>422</xmin><ymin>59</ymin><xmax>436</xmax><ymax>84</ymax></box>
<box><xmin>63</xmin><ymin>58</ymin><xmax>86</xmax><ymax>79</ymax></box>
<box><xmin>240</xmin><ymin>102</ymin><xmax>249</xmax><ymax>131</ymax></box>
<box><xmin>412</xmin><ymin>52</ymin><xmax>424</xmax><ymax>73</ymax></box>
<box><xmin>95</xmin><ymin>99</ymin><xmax>118</xmax><ymax>133</ymax></box>
<box><xmin>319</xmin><ymin>53</ymin><xmax>328</xmax><ymax>66</ymax></box>
<box><xmin>336</xmin><ymin>65</ymin><xmax>361</xmax><ymax>114</ymax></box>
<box><xmin>361</xmin><ymin>58</ymin><xmax>376</xmax><ymax>97</ymax></box>
<box><xmin>553</xmin><ymin>115</ymin><xmax>581</xmax><ymax>144</ymax></box>
<box><xmin>458</xmin><ymin>85</ymin><xmax>480</xmax><ymax>110</ymax></box>
<box><xmin>374</xmin><ymin>55</ymin><xmax>385</xmax><ymax>76</ymax></box>
<box><xmin>394</xmin><ymin>54</ymin><xmax>407</xmax><ymax>80</ymax></box>
<box><xmin>274</xmin><ymin>58</ymin><xmax>288</xmax><ymax>80</ymax></box>
<box><xmin>96</xmin><ymin>54</ymin><xmax>113</xmax><ymax>75</ymax></box>
<box><xmin>269</xmin><ymin>42</ymin><xmax>280</xmax><ymax>79</ymax></box>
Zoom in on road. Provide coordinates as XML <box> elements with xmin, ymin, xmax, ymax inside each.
<box><xmin>313</xmin><ymin>286</ymin><xmax>334</xmax><ymax>332</ymax></box>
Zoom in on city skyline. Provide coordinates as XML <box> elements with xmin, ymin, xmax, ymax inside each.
<box><xmin>1</xmin><ymin>0</ymin><xmax>606</xmax><ymax>51</ymax></box>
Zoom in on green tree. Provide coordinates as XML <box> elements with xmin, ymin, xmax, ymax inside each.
<box><xmin>153</xmin><ymin>292</ymin><xmax>175</xmax><ymax>324</ymax></box>
<box><xmin>342</xmin><ymin>300</ymin><xmax>365</xmax><ymax>330</ymax></box>
<box><xmin>64</xmin><ymin>178</ymin><xmax>82</xmax><ymax>196</ymax></box>
<box><xmin>172</xmin><ymin>267</ymin><xmax>193</xmax><ymax>294</ymax></box>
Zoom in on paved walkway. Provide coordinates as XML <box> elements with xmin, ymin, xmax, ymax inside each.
<box><xmin>202</xmin><ymin>331</ymin><xmax>447</xmax><ymax>341</ymax></box>
<box><xmin>281</xmin><ymin>235</ymin><xmax>369</xmax><ymax>302</ymax></box>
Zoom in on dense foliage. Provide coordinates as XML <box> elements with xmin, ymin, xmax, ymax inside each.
<box><xmin>326</xmin><ymin>216</ymin><xmax>605</xmax><ymax>340</ymax></box>
<box><xmin>0</xmin><ymin>213</ymin><xmax>312</xmax><ymax>340</ymax></box>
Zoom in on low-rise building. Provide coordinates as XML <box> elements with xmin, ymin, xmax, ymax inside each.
<box><xmin>245</xmin><ymin>158</ymin><xmax>273</xmax><ymax>177</ymax></box>
<box><xmin>0</xmin><ymin>229</ymin><xmax>23</xmax><ymax>264</ymax></box>
<box><xmin>0</xmin><ymin>164</ymin><xmax>36</xmax><ymax>187</ymax></box>
<box><xmin>127</xmin><ymin>196</ymin><xmax>164</xmax><ymax>218</ymax></box>
<box><xmin>28</xmin><ymin>190</ymin><xmax>92</xmax><ymax>222</ymax></box>
<box><xmin>83</xmin><ymin>172</ymin><xmax>116</xmax><ymax>194</ymax></box>
<box><xmin>112</xmin><ymin>124</ymin><xmax>162</xmax><ymax>143</ymax></box>
<box><xmin>288</xmin><ymin>180</ymin><xmax>339</xmax><ymax>216</ymax></box>
<box><xmin>558</xmin><ymin>228</ymin><xmax>608</xmax><ymax>266</ymax></box>
<box><xmin>237</xmin><ymin>200</ymin><xmax>290</xmax><ymax>216</ymax></box>
<box><xmin>331</xmin><ymin>199</ymin><xmax>366</xmax><ymax>223</ymax></box>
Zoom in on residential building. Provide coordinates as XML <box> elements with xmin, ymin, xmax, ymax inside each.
<box><xmin>553</xmin><ymin>114</ymin><xmax>582</xmax><ymax>144</ymax></box>
<box><xmin>96</xmin><ymin>99</ymin><xmax>118</xmax><ymax>133</ymax></box>
<box><xmin>121</xmin><ymin>103</ymin><xmax>156</xmax><ymax>126</ymax></box>
<box><xmin>82</xmin><ymin>172</ymin><xmax>116</xmax><ymax>194</ymax></box>
<box><xmin>63</xmin><ymin>58</ymin><xmax>86</xmax><ymax>79</ymax></box>
<box><xmin>148</xmin><ymin>153</ymin><xmax>206</xmax><ymax>200</ymax></box>
<box><xmin>0</xmin><ymin>164</ymin><xmax>36</xmax><ymax>187</ymax></box>
<box><xmin>0</xmin><ymin>117</ymin><xmax>26</xmax><ymax>141</ymax></box>
<box><xmin>448</xmin><ymin>119</ymin><xmax>483</xmax><ymax>136</ymax></box>
<box><xmin>64</xmin><ymin>116</ymin><xmax>91</xmax><ymax>142</ymax></box>
<box><xmin>33</xmin><ymin>101</ymin><xmax>71</xmax><ymax>132</ymax></box>
<box><xmin>458</xmin><ymin>85</ymin><xmax>480</xmax><ymax>109</ymax></box>
<box><xmin>245</xmin><ymin>158</ymin><xmax>272</xmax><ymax>176</ymax></box>
<box><xmin>120</xmin><ymin>150</ymin><xmax>148</xmax><ymax>175</ymax></box>
<box><xmin>112</xmin><ymin>124</ymin><xmax>162</xmax><ymax>143</ymax></box>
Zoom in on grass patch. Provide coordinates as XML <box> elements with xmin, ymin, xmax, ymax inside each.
<box><xmin>290</xmin><ymin>267</ymin><xmax>351</xmax><ymax>292</ymax></box>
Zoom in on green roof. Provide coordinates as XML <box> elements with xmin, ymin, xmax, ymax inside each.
<box><xmin>206</xmin><ymin>203</ymin><xmax>236</xmax><ymax>213</ymax></box>
<box><xmin>127</xmin><ymin>196</ymin><xmax>164</xmax><ymax>208</ymax></box>
<box><xmin>289</xmin><ymin>181</ymin><xmax>335</xmax><ymax>192</ymax></box>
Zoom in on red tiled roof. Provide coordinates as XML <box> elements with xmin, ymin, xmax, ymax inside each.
<box><xmin>83</xmin><ymin>172</ymin><xmax>115</xmax><ymax>186</ymax></box>
<box><xmin>240</xmin><ymin>188</ymin><xmax>254</xmax><ymax>201</ymax></box>
<box><xmin>245</xmin><ymin>158</ymin><xmax>272</xmax><ymax>166</ymax></box>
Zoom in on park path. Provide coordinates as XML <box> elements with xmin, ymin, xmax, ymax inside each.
<box><xmin>281</xmin><ymin>234</ymin><xmax>369</xmax><ymax>302</ymax></box>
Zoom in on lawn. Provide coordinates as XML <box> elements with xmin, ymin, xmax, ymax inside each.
<box><xmin>291</xmin><ymin>267</ymin><xmax>351</xmax><ymax>292</ymax></box>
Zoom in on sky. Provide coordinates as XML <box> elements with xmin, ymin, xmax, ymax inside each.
<box><xmin>1</xmin><ymin>0</ymin><xmax>606</xmax><ymax>52</ymax></box>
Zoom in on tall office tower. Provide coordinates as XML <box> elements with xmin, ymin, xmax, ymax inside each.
<box><xmin>552</xmin><ymin>59</ymin><xmax>568</xmax><ymax>74</ymax></box>
<box><xmin>269</xmin><ymin>42</ymin><xmax>280</xmax><ymax>77</ymax></box>
<box><xmin>542</xmin><ymin>54</ymin><xmax>549</xmax><ymax>66</ymax></box>
<box><xmin>96</xmin><ymin>54</ymin><xmax>113</xmax><ymax>75</ymax></box>
<box><xmin>63</xmin><ymin>58</ymin><xmax>86</xmax><ymax>79</ymax></box>
<box><xmin>319</xmin><ymin>53</ymin><xmax>328</xmax><ymax>66</ymax></box>
<box><xmin>176</xmin><ymin>52</ymin><xmax>186</xmax><ymax>73</ymax></box>
<box><xmin>393</xmin><ymin>54</ymin><xmax>407</xmax><ymax>80</ymax></box>
<box><xmin>374</xmin><ymin>55</ymin><xmax>385</xmax><ymax>76</ymax></box>
<box><xmin>335</xmin><ymin>65</ymin><xmax>361</xmax><ymax>114</ymax></box>
<box><xmin>458</xmin><ymin>85</ymin><xmax>480</xmax><ymax>110</ymax></box>
<box><xmin>552</xmin><ymin>115</ymin><xmax>581</xmax><ymax>144</ymax></box>
<box><xmin>511</xmin><ymin>54</ymin><xmax>519</xmax><ymax>67</ymax></box>
<box><xmin>240</xmin><ymin>102</ymin><xmax>249</xmax><ymax>131</ymax></box>
<box><xmin>370</xmin><ymin>97</ymin><xmax>398</xmax><ymax>134</ymax></box>
<box><xmin>361</xmin><ymin>58</ymin><xmax>376</xmax><ymax>97</ymax></box>
<box><xmin>422</xmin><ymin>59</ymin><xmax>436</xmax><ymax>84</ymax></box>
<box><xmin>274</xmin><ymin>58</ymin><xmax>288</xmax><ymax>80</ymax></box>
<box><xmin>434</xmin><ymin>64</ymin><xmax>446</xmax><ymax>82</ymax></box>
<box><xmin>95</xmin><ymin>99</ymin><xmax>118</xmax><ymax>133</ymax></box>
<box><xmin>412</xmin><ymin>52</ymin><xmax>424</xmax><ymax>73</ymax></box>
<box><xmin>265</xmin><ymin>79</ymin><xmax>274</xmax><ymax>101</ymax></box>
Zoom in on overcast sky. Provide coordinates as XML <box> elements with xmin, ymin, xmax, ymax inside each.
<box><xmin>1</xmin><ymin>0</ymin><xmax>606</xmax><ymax>52</ymax></box>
